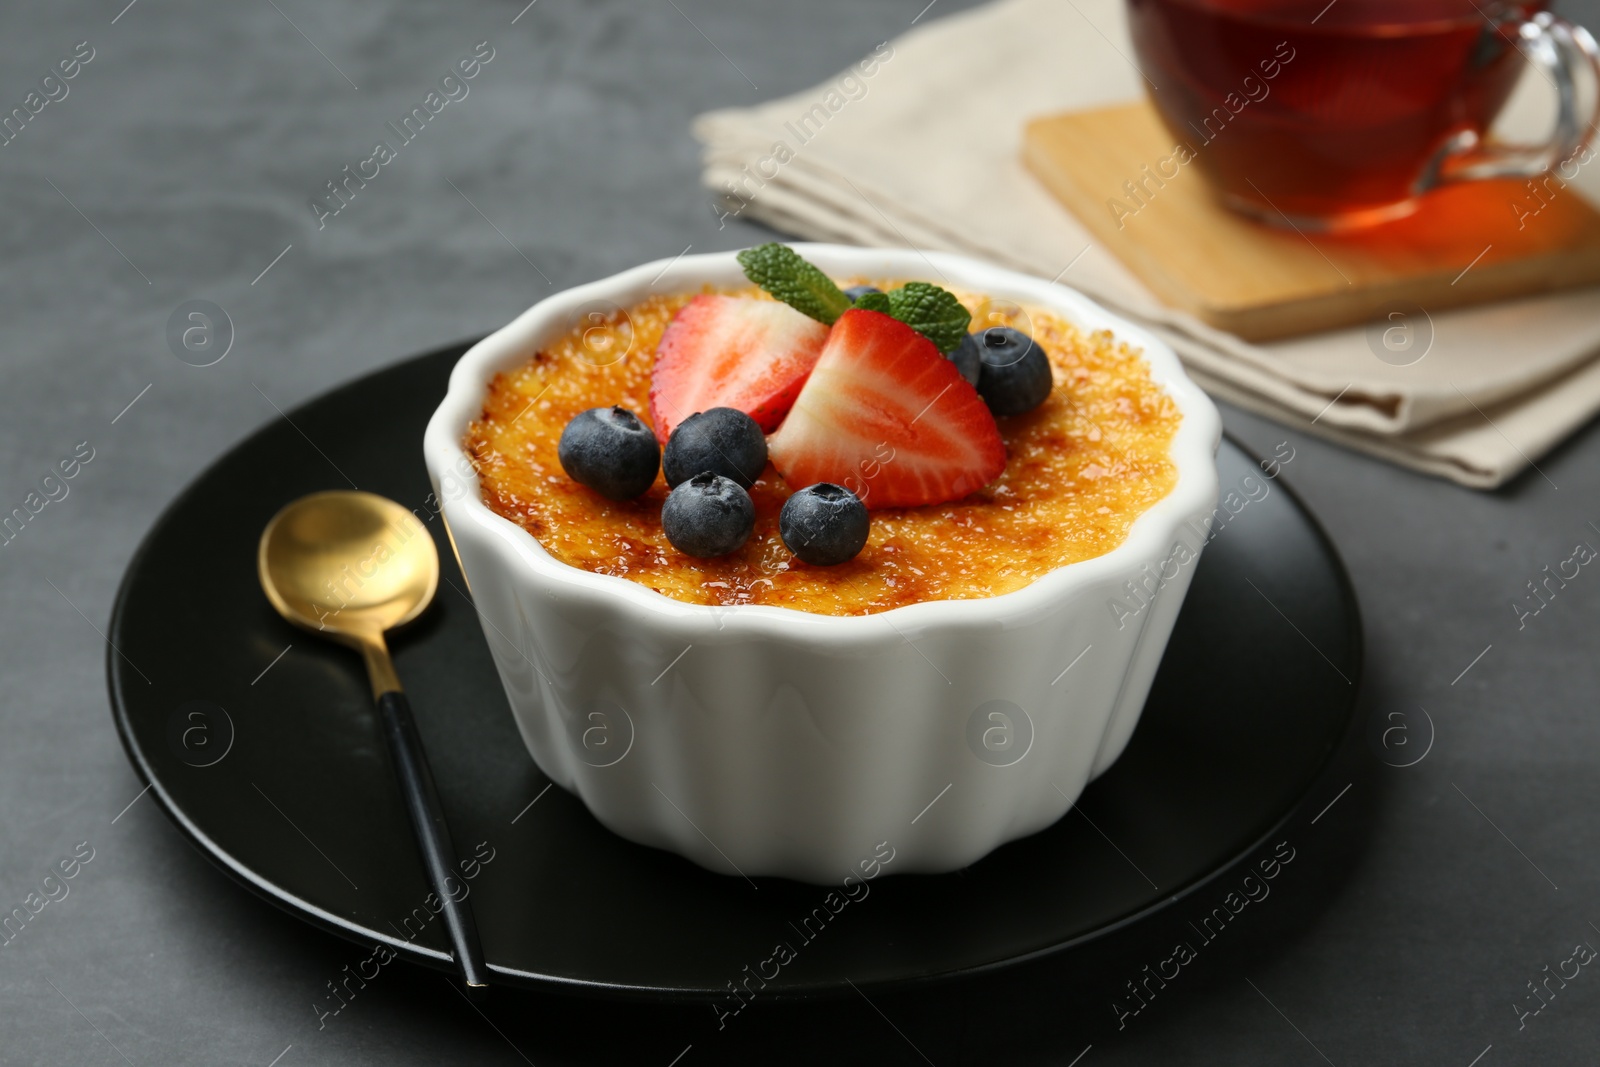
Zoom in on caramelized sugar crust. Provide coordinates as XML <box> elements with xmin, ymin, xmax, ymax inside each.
<box><xmin>465</xmin><ymin>285</ymin><xmax>1182</xmax><ymax>616</ymax></box>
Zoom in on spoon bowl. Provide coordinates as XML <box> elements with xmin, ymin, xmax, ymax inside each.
<box><xmin>258</xmin><ymin>490</ymin><xmax>438</xmax><ymax>645</ymax></box>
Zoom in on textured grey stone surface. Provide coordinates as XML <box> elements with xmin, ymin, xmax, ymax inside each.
<box><xmin>2</xmin><ymin>0</ymin><xmax>1599</xmax><ymax>1064</ymax></box>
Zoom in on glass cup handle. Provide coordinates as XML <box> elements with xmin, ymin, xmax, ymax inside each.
<box><xmin>1416</xmin><ymin>12</ymin><xmax>1600</xmax><ymax>192</ymax></box>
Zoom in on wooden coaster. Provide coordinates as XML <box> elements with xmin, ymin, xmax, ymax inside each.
<box><xmin>1023</xmin><ymin>100</ymin><xmax>1600</xmax><ymax>342</ymax></box>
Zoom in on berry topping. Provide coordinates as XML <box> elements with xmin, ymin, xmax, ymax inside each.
<box><xmin>779</xmin><ymin>483</ymin><xmax>870</xmax><ymax>566</ymax></box>
<box><xmin>556</xmin><ymin>406</ymin><xmax>660</xmax><ymax>500</ymax></box>
<box><xmin>649</xmin><ymin>294</ymin><xmax>828</xmax><ymax>443</ymax></box>
<box><xmin>947</xmin><ymin>332</ymin><xmax>983</xmax><ymax>387</ymax></box>
<box><xmin>662</xmin><ymin>407</ymin><xmax>768</xmax><ymax>489</ymax></box>
<box><xmin>844</xmin><ymin>285</ymin><xmax>884</xmax><ymax>302</ymax></box>
<box><xmin>660</xmin><ymin>472</ymin><xmax>756</xmax><ymax>558</ymax></box>
<box><xmin>975</xmin><ymin>327</ymin><xmax>1053</xmax><ymax>417</ymax></box>
<box><xmin>767</xmin><ymin>308</ymin><xmax>1006</xmax><ymax>509</ymax></box>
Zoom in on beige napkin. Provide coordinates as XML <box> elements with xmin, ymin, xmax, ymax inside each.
<box><xmin>692</xmin><ymin>0</ymin><xmax>1600</xmax><ymax>488</ymax></box>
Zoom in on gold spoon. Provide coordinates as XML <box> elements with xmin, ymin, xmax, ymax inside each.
<box><xmin>258</xmin><ymin>490</ymin><xmax>488</xmax><ymax>989</ymax></box>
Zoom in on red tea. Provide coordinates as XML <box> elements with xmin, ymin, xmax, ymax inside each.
<box><xmin>1127</xmin><ymin>0</ymin><xmax>1540</xmax><ymax>225</ymax></box>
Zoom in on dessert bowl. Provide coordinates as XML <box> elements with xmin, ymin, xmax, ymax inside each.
<box><xmin>422</xmin><ymin>244</ymin><xmax>1222</xmax><ymax>884</ymax></box>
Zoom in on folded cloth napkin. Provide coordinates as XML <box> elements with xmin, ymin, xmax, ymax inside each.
<box><xmin>692</xmin><ymin>0</ymin><xmax>1600</xmax><ymax>488</ymax></box>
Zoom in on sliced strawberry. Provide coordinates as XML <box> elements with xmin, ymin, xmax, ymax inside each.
<box><xmin>649</xmin><ymin>295</ymin><xmax>829</xmax><ymax>443</ymax></box>
<box><xmin>767</xmin><ymin>309</ymin><xmax>1006</xmax><ymax>509</ymax></box>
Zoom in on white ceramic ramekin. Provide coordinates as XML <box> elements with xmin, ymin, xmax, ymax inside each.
<box><xmin>423</xmin><ymin>244</ymin><xmax>1221</xmax><ymax>884</ymax></box>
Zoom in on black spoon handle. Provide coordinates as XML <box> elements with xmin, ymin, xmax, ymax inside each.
<box><xmin>376</xmin><ymin>690</ymin><xmax>490</xmax><ymax>989</ymax></box>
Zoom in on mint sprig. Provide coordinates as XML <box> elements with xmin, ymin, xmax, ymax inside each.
<box><xmin>736</xmin><ymin>243</ymin><xmax>972</xmax><ymax>355</ymax></box>
<box><xmin>885</xmin><ymin>282</ymin><xmax>970</xmax><ymax>355</ymax></box>
<box><xmin>851</xmin><ymin>291</ymin><xmax>891</xmax><ymax>314</ymax></box>
<box><xmin>737</xmin><ymin>243</ymin><xmax>852</xmax><ymax>325</ymax></box>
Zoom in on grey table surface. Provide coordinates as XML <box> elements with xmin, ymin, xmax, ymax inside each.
<box><xmin>4</xmin><ymin>1</ymin><xmax>1600</xmax><ymax>1064</ymax></box>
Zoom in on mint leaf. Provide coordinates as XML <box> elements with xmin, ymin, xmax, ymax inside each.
<box><xmin>737</xmin><ymin>243</ymin><xmax>853</xmax><ymax>325</ymax></box>
<box><xmin>736</xmin><ymin>244</ymin><xmax>973</xmax><ymax>355</ymax></box>
<box><xmin>886</xmin><ymin>282</ymin><xmax>971</xmax><ymax>355</ymax></box>
<box><xmin>851</xmin><ymin>291</ymin><xmax>892</xmax><ymax>314</ymax></box>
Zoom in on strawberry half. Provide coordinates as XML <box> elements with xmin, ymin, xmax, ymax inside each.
<box><xmin>649</xmin><ymin>295</ymin><xmax>829</xmax><ymax>443</ymax></box>
<box><xmin>767</xmin><ymin>309</ymin><xmax>1006</xmax><ymax>509</ymax></box>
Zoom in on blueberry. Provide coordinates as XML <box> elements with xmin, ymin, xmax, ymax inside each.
<box><xmin>844</xmin><ymin>285</ymin><xmax>883</xmax><ymax>302</ymax></box>
<box><xmin>662</xmin><ymin>407</ymin><xmax>768</xmax><ymax>489</ymax></box>
<box><xmin>947</xmin><ymin>332</ymin><xmax>983</xmax><ymax>387</ymax></box>
<box><xmin>779</xmin><ymin>483</ymin><xmax>870</xmax><ymax>566</ymax></box>
<box><xmin>975</xmin><ymin>327</ymin><xmax>1052</xmax><ymax>417</ymax></box>
<box><xmin>557</xmin><ymin>406</ymin><xmax>660</xmax><ymax>500</ymax></box>
<box><xmin>661</xmin><ymin>472</ymin><xmax>755</xmax><ymax>557</ymax></box>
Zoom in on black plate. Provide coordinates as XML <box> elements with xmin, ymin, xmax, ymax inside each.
<box><xmin>108</xmin><ymin>342</ymin><xmax>1361</xmax><ymax>1000</ymax></box>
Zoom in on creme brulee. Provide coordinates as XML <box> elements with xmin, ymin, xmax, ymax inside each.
<box><xmin>464</xmin><ymin>285</ymin><xmax>1181</xmax><ymax>616</ymax></box>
